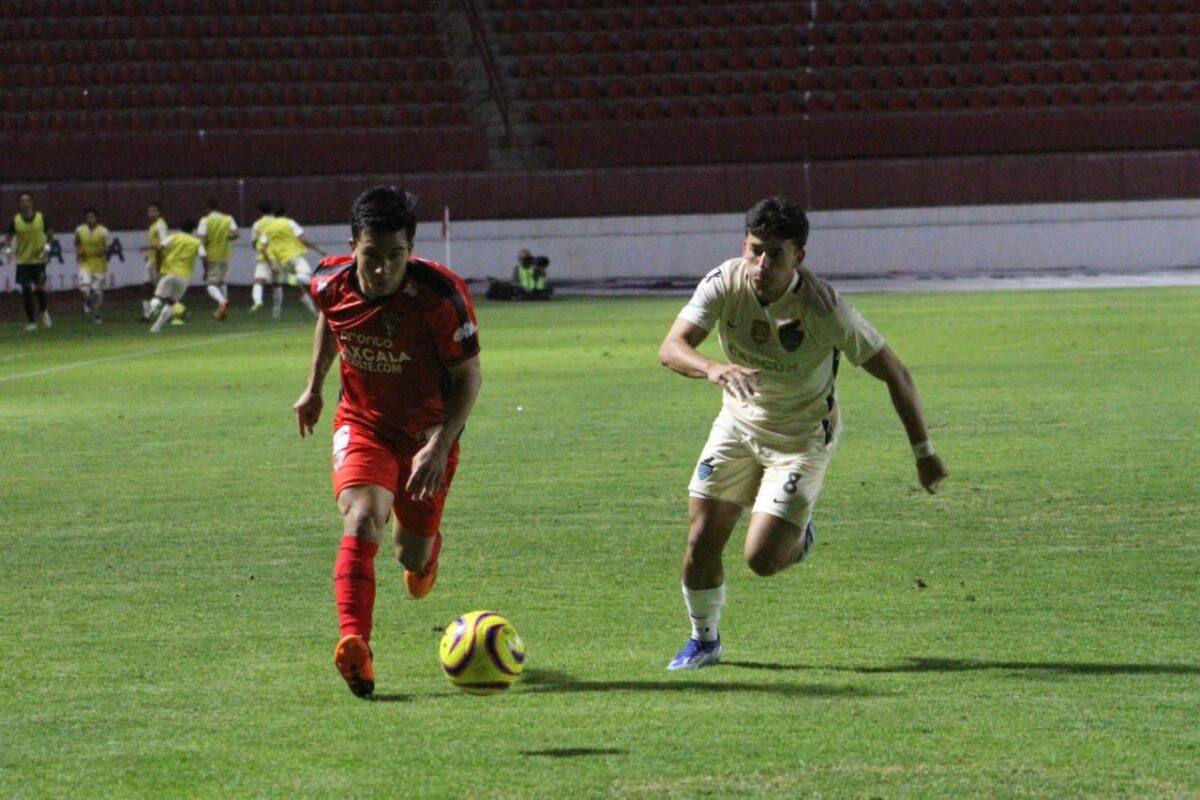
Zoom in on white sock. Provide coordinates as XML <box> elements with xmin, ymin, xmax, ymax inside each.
<box><xmin>142</xmin><ymin>299</ymin><xmax>152</xmax><ymax>316</ymax></box>
<box><xmin>93</xmin><ymin>287</ymin><xmax>103</xmax><ymax>313</ymax></box>
<box><xmin>220</xmin><ymin>285</ymin><xmax>229</xmax><ymax>300</ymax></box>
<box><xmin>150</xmin><ymin>303</ymin><xmax>173</xmax><ymax>332</ymax></box>
<box><xmin>206</xmin><ymin>284</ymin><xmax>224</xmax><ymax>303</ymax></box>
<box><xmin>147</xmin><ymin>298</ymin><xmax>164</xmax><ymax>320</ymax></box>
<box><xmin>272</xmin><ymin>286</ymin><xmax>283</xmax><ymax>314</ymax></box>
<box><xmin>683</xmin><ymin>582</ymin><xmax>725</xmax><ymax>642</ymax></box>
<box><xmin>252</xmin><ymin>284</ymin><xmax>264</xmax><ymax>304</ymax></box>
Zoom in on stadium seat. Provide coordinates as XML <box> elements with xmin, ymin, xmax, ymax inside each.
<box><xmin>1022</xmin><ymin>88</ymin><xmax>1048</xmax><ymax>106</ymax></box>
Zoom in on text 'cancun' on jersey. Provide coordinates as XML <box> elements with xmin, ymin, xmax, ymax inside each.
<box><xmin>679</xmin><ymin>258</ymin><xmax>885</xmax><ymax>447</ymax></box>
<box><xmin>311</xmin><ymin>256</ymin><xmax>480</xmax><ymax>444</ymax></box>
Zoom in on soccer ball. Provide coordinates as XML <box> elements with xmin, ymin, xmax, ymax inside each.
<box><xmin>171</xmin><ymin>302</ymin><xmax>187</xmax><ymax>319</ymax></box>
<box><xmin>439</xmin><ymin>611</ymin><xmax>526</xmax><ymax>695</ymax></box>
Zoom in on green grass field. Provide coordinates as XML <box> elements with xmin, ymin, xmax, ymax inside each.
<box><xmin>1</xmin><ymin>286</ymin><xmax>1197</xmax><ymax>799</ymax></box>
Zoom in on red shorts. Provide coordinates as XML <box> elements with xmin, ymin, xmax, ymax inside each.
<box><xmin>331</xmin><ymin>422</ymin><xmax>460</xmax><ymax>538</ymax></box>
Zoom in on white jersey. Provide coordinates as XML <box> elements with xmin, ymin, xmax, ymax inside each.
<box><xmin>678</xmin><ymin>257</ymin><xmax>885</xmax><ymax>446</ymax></box>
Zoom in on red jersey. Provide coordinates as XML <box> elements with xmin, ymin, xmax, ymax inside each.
<box><xmin>311</xmin><ymin>255</ymin><xmax>480</xmax><ymax>444</ymax></box>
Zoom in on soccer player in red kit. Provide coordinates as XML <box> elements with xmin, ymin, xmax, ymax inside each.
<box><xmin>293</xmin><ymin>186</ymin><xmax>482</xmax><ymax>698</ymax></box>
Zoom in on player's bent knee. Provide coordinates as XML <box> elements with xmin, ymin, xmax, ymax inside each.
<box><xmin>342</xmin><ymin>507</ymin><xmax>386</xmax><ymax>542</ymax></box>
<box><xmin>745</xmin><ymin>548</ymin><xmax>788</xmax><ymax>577</ymax></box>
<box><xmin>396</xmin><ymin>546</ymin><xmax>427</xmax><ymax>572</ymax></box>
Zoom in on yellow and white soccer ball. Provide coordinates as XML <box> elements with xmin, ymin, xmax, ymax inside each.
<box><xmin>171</xmin><ymin>302</ymin><xmax>187</xmax><ymax>320</ymax></box>
<box><xmin>439</xmin><ymin>611</ymin><xmax>525</xmax><ymax>695</ymax></box>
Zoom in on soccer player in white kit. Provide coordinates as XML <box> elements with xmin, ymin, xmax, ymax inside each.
<box><xmin>658</xmin><ymin>197</ymin><xmax>948</xmax><ymax>670</ymax></box>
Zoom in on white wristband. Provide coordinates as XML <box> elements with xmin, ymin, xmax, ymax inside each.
<box><xmin>912</xmin><ymin>440</ymin><xmax>936</xmax><ymax>459</ymax></box>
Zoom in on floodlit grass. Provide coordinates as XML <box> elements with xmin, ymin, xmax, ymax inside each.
<box><xmin>1</xmin><ymin>286</ymin><xmax>1197</xmax><ymax>799</ymax></box>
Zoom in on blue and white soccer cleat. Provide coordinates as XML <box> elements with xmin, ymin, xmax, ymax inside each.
<box><xmin>667</xmin><ymin>637</ymin><xmax>723</xmax><ymax>671</ymax></box>
<box><xmin>796</xmin><ymin>520</ymin><xmax>816</xmax><ymax>563</ymax></box>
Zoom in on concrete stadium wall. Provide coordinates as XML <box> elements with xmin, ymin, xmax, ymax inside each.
<box><xmin>19</xmin><ymin>198</ymin><xmax>1200</xmax><ymax>293</ymax></box>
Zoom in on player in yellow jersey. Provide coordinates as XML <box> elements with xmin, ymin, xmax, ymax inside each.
<box><xmin>147</xmin><ymin>218</ymin><xmax>205</xmax><ymax>334</ymax></box>
<box><xmin>258</xmin><ymin>203</ymin><xmax>326</xmax><ymax>317</ymax></box>
<box><xmin>196</xmin><ymin>198</ymin><xmax>240</xmax><ymax>321</ymax></box>
<box><xmin>248</xmin><ymin>199</ymin><xmax>281</xmax><ymax>315</ymax></box>
<box><xmin>74</xmin><ymin>207</ymin><xmax>109</xmax><ymax>323</ymax></box>
<box><xmin>139</xmin><ymin>202</ymin><xmax>169</xmax><ymax>321</ymax></box>
<box><xmin>3</xmin><ymin>192</ymin><xmax>56</xmax><ymax>330</ymax></box>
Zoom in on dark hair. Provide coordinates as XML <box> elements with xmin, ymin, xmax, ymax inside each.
<box><xmin>258</xmin><ymin>199</ymin><xmax>274</xmax><ymax>214</ymax></box>
<box><xmin>744</xmin><ymin>197</ymin><xmax>809</xmax><ymax>248</ymax></box>
<box><xmin>274</xmin><ymin>203</ymin><xmax>287</xmax><ymax>216</ymax></box>
<box><xmin>350</xmin><ymin>185</ymin><xmax>418</xmax><ymax>241</ymax></box>
<box><xmin>205</xmin><ymin>197</ymin><xmax>218</xmax><ymax>210</ymax></box>
<box><xmin>84</xmin><ymin>206</ymin><xmax>98</xmax><ymax>216</ymax></box>
<box><xmin>148</xmin><ymin>201</ymin><xmax>162</xmax><ymax>212</ymax></box>
<box><xmin>535</xmin><ymin>255</ymin><xmax>549</xmax><ymax>267</ymax></box>
<box><xmin>180</xmin><ymin>217</ymin><xmax>197</xmax><ymax>233</ymax></box>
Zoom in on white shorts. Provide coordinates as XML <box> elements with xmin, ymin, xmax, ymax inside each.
<box><xmin>205</xmin><ymin>261</ymin><xmax>229</xmax><ymax>284</ymax></box>
<box><xmin>284</xmin><ymin>257</ymin><xmax>312</xmax><ymax>283</ymax></box>
<box><xmin>154</xmin><ymin>275</ymin><xmax>189</xmax><ymax>303</ymax></box>
<box><xmin>78</xmin><ymin>267</ymin><xmax>105</xmax><ymax>290</ymax></box>
<box><xmin>253</xmin><ymin>260</ymin><xmax>285</xmax><ymax>283</ymax></box>
<box><xmin>688</xmin><ymin>413</ymin><xmax>834</xmax><ymax>529</ymax></box>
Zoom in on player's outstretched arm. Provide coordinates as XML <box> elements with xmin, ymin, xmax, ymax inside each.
<box><xmin>293</xmin><ymin>313</ymin><xmax>337</xmax><ymax>438</ymax></box>
<box><xmin>407</xmin><ymin>355</ymin><xmax>482</xmax><ymax>500</ymax></box>
<box><xmin>300</xmin><ymin>235</ymin><xmax>326</xmax><ymax>257</ymax></box>
<box><xmin>659</xmin><ymin>318</ymin><xmax>760</xmax><ymax>401</ymax></box>
<box><xmin>860</xmin><ymin>345</ymin><xmax>948</xmax><ymax>494</ymax></box>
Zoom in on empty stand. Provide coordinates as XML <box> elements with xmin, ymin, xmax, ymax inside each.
<box><xmin>0</xmin><ymin>0</ymin><xmax>483</xmax><ymax>179</ymax></box>
<box><xmin>482</xmin><ymin>0</ymin><xmax>1200</xmax><ymax>140</ymax></box>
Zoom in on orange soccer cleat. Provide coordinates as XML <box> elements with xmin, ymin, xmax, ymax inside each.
<box><xmin>333</xmin><ymin>634</ymin><xmax>375</xmax><ymax>698</ymax></box>
<box><xmin>403</xmin><ymin>560</ymin><xmax>438</xmax><ymax>599</ymax></box>
<box><xmin>403</xmin><ymin>533</ymin><xmax>441</xmax><ymax>599</ymax></box>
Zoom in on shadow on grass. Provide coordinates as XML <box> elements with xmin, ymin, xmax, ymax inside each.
<box><xmin>724</xmin><ymin>658</ymin><xmax>1200</xmax><ymax>676</ymax></box>
<box><xmin>519</xmin><ymin>668</ymin><xmax>881</xmax><ymax>698</ymax></box>
<box><xmin>370</xmin><ymin>693</ymin><xmax>415</xmax><ymax>703</ymax></box>
<box><xmin>520</xmin><ymin>748</ymin><xmax>628</xmax><ymax>758</ymax></box>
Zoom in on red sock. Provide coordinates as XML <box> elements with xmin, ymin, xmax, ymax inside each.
<box><xmin>333</xmin><ymin>536</ymin><xmax>379</xmax><ymax>642</ymax></box>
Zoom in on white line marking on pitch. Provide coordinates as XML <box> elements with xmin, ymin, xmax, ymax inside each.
<box><xmin>0</xmin><ymin>331</ymin><xmax>262</xmax><ymax>384</ymax></box>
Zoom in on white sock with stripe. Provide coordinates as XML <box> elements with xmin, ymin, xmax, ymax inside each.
<box><xmin>683</xmin><ymin>582</ymin><xmax>725</xmax><ymax>642</ymax></box>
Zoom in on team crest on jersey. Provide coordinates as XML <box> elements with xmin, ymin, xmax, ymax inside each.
<box><xmin>453</xmin><ymin>321</ymin><xmax>478</xmax><ymax>342</ymax></box>
<box><xmin>778</xmin><ymin>320</ymin><xmax>805</xmax><ymax>351</ymax></box>
<box><xmin>751</xmin><ymin>320</ymin><xmax>771</xmax><ymax>345</ymax></box>
<box><xmin>380</xmin><ymin>310</ymin><xmax>404</xmax><ymax>336</ymax></box>
<box><xmin>696</xmin><ymin>457</ymin><xmax>716</xmax><ymax>480</ymax></box>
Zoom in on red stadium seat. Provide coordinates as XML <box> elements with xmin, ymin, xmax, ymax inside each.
<box><xmin>1133</xmin><ymin>84</ymin><xmax>1159</xmax><ymax>104</ymax></box>
<box><xmin>1102</xmin><ymin>85</ymin><xmax>1130</xmax><ymax>104</ymax></box>
<box><xmin>748</xmin><ymin>95</ymin><xmax>773</xmax><ymax>115</ymax></box>
<box><xmin>1087</xmin><ymin>62</ymin><xmax>1112</xmax><ymax>82</ymax></box>
<box><xmin>995</xmin><ymin>89</ymin><xmax>1020</xmax><ymax>107</ymax></box>
<box><xmin>664</xmin><ymin>99</ymin><xmax>691</xmax><ymax>119</ymax></box>
<box><xmin>721</xmin><ymin>97</ymin><xmax>748</xmax><ymax>117</ymax></box>
<box><xmin>1007</xmin><ymin>65</ymin><xmax>1031</xmax><ymax>85</ymax></box>
<box><xmin>1022</xmin><ymin>88</ymin><xmax>1048</xmax><ymax>106</ymax></box>
<box><xmin>1161</xmin><ymin>84</ymin><xmax>1186</xmax><ymax>103</ymax></box>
